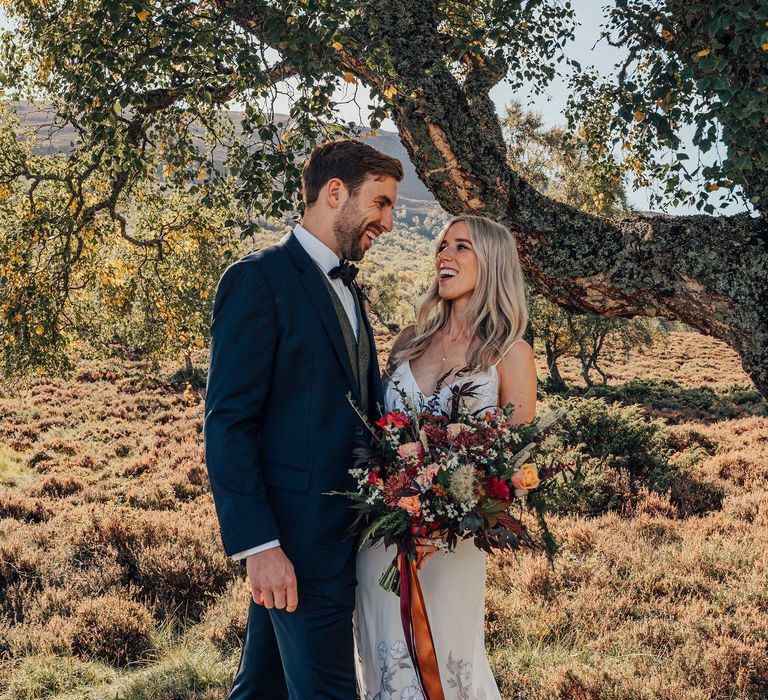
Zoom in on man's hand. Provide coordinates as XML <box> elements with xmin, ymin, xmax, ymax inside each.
<box><xmin>246</xmin><ymin>547</ymin><xmax>298</xmax><ymax>613</ymax></box>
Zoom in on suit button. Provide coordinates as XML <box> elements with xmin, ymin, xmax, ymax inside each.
<box><xmin>354</xmin><ymin>426</ymin><xmax>364</xmax><ymax>437</ymax></box>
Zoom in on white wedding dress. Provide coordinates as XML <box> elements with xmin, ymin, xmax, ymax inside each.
<box><xmin>353</xmin><ymin>359</ymin><xmax>503</xmax><ymax>700</ymax></box>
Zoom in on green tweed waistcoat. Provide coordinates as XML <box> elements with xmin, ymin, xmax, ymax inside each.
<box><xmin>318</xmin><ymin>272</ymin><xmax>371</xmax><ymax>416</ymax></box>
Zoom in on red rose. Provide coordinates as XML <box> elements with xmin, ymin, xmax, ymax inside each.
<box><xmin>367</xmin><ymin>469</ymin><xmax>381</xmax><ymax>484</ymax></box>
<box><xmin>487</xmin><ymin>477</ymin><xmax>511</xmax><ymax>501</ymax></box>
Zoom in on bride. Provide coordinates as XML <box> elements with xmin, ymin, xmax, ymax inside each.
<box><xmin>354</xmin><ymin>214</ymin><xmax>538</xmax><ymax>699</ymax></box>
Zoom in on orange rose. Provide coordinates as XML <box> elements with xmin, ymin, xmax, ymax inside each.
<box><xmin>446</xmin><ymin>423</ymin><xmax>467</xmax><ymax>438</ymax></box>
<box><xmin>397</xmin><ymin>495</ymin><xmax>422</xmax><ymax>516</ymax></box>
<box><xmin>511</xmin><ymin>463</ymin><xmax>540</xmax><ymax>496</ymax></box>
<box><xmin>397</xmin><ymin>441</ymin><xmax>424</xmax><ymax>459</ymax></box>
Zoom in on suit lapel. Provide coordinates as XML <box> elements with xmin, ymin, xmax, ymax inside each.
<box><xmin>283</xmin><ymin>233</ymin><xmax>361</xmax><ymax>402</ymax></box>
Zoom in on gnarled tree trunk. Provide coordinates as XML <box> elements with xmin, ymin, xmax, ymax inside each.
<box><xmin>230</xmin><ymin>0</ymin><xmax>768</xmax><ymax>399</ymax></box>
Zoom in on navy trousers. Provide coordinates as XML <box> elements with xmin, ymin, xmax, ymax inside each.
<box><xmin>229</xmin><ymin>570</ymin><xmax>358</xmax><ymax>700</ymax></box>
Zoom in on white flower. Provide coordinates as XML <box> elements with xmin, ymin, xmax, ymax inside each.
<box><xmin>400</xmin><ymin>687</ymin><xmax>424</xmax><ymax>700</ymax></box>
<box><xmin>390</xmin><ymin>640</ymin><xmax>409</xmax><ymax>660</ymax></box>
<box><xmin>378</xmin><ymin>641</ymin><xmax>388</xmax><ymax>660</ymax></box>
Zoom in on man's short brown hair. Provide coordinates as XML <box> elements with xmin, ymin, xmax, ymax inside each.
<box><xmin>301</xmin><ymin>139</ymin><xmax>404</xmax><ymax>206</ymax></box>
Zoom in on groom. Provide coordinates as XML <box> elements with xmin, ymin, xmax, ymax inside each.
<box><xmin>204</xmin><ymin>139</ymin><xmax>403</xmax><ymax>699</ymax></box>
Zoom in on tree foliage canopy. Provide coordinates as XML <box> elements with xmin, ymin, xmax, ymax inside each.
<box><xmin>0</xmin><ymin>0</ymin><xmax>767</xmax><ymax>391</ymax></box>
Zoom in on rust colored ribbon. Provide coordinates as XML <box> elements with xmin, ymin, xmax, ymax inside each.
<box><xmin>398</xmin><ymin>551</ymin><xmax>446</xmax><ymax>700</ymax></box>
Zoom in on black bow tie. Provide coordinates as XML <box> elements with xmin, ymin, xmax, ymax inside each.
<box><xmin>328</xmin><ymin>259</ymin><xmax>359</xmax><ymax>287</ymax></box>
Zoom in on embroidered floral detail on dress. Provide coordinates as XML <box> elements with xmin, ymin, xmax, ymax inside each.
<box><xmin>446</xmin><ymin>652</ymin><xmax>486</xmax><ymax>700</ymax></box>
<box><xmin>390</xmin><ymin>640</ymin><xmax>409</xmax><ymax>660</ymax></box>
<box><xmin>368</xmin><ymin>640</ymin><xmax>415</xmax><ymax>700</ymax></box>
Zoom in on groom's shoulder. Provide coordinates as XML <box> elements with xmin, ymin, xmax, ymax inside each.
<box><xmin>239</xmin><ymin>239</ymin><xmax>290</xmax><ymax>268</ymax></box>
<box><xmin>226</xmin><ymin>240</ymin><xmax>291</xmax><ymax>278</ymax></box>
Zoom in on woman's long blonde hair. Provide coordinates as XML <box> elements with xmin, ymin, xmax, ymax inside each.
<box><xmin>395</xmin><ymin>215</ymin><xmax>529</xmax><ymax>373</ymax></box>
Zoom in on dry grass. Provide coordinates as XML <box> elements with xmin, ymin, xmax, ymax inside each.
<box><xmin>0</xmin><ymin>331</ymin><xmax>766</xmax><ymax>699</ymax></box>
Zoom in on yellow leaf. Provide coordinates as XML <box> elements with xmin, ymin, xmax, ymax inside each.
<box><xmin>762</xmin><ymin>42</ymin><xmax>768</xmax><ymax>51</ymax></box>
<box><xmin>35</xmin><ymin>325</ymin><xmax>44</xmax><ymax>335</ymax></box>
<box><xmin>136</xmin><ymin>9</ymin><xmax>149</xmax><ymax>21</ymax></box>
<box><xmin>0</xmin><ymin>183</ymin><xmax>9</xmax><ymax>199</ymax></box>
<box><xmin>633</xmin><ymin>110</ymin><xmax>646</xmax><ymax>122</ymax></box>
<box><xmin>342</xmin><ymin>71</ymin><xmax>355</xmax><ymax>83</ymax></box>
<box><xmin>708</xmin><ymin>183</ymin><xmax>719</xmax><ymax>191</ymax></box>
<box><xmin>383</xmin><ymin>85</ymin><xmax>397</xmax><ymax>98</ymax></box>
<box><xmin>331</xmin><ymin>41</ymin><xmax>343</xmax><ymax>51</ymax></box>
<box><xmin>14</xmin><ymin>313</ymin><xmax>21</xmax><ymax>323</ymax></box>
<box><xmin>696</xmin><ymin>49</ymin><xmax>711</xmax><ymax>57</ymax></box>
<box><xmin>287</xmin><ymin>15</ymin><xmax>296</xmax><ymax>24</ymax></box>
<box><xmin>36</xmin><ymin>367</ymin><xmax>45</xmax><ymax>375</ymax></box>
<box><xmin>661</xmin><ymin>29</ymin><xmax>673</xmax><ymax>40</ymax></box>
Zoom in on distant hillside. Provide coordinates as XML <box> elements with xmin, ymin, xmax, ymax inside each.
<box><xmin>10</xmin><ymin>100</ymin><xmax>435</xmax><ymax>202</ymax></box>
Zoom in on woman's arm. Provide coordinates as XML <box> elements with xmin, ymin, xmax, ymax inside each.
<box><xmin>497</xmin><ymin>339</ymin><xmax>537</xmax><ymax>425</ymax></box>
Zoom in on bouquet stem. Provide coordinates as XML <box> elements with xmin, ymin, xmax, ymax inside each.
<box><xmin>379</xmin><ymin>558</ymin><xmax>401</xmax><ymax>595</ymax></box>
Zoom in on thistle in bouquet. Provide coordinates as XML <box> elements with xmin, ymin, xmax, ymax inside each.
<box><xmin>332</xmin><ymin>380</ymin><xmax>574</xmax><ymax>595</ymax></box>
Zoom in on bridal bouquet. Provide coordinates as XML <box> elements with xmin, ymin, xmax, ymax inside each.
<box><xmin>335</xmin><ymin>379</ymin><xmax>573</xmax><ymax>594</ymax></box>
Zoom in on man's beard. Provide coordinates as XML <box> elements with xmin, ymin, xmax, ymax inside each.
<box><xmin>333</xmin><ymin>198</ymin><xmax>368</xmax><ymax>261</ymax></box>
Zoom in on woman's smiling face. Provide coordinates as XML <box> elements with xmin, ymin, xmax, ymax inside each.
<box><xmin>435</xmin><ymin>221</ymin><xmax>479</xmax><ymax>301</ymax></box>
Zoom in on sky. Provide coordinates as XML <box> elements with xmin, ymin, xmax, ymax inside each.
<box><xmin>1</xmin><ymin>2</ymin><xmax>748</xmax><ymax>216</ymax></box>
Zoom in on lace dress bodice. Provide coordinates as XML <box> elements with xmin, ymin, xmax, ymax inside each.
<box><xmin>384</xmin><ymin>360</ymin><xmax>500</xmax><ymax>415</ymax></box>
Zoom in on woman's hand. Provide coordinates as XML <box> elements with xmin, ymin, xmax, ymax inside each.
<box><xmin>414</xmin><ymin>530</ymin><xmax>445</xmax><ymax>568</ymax></box>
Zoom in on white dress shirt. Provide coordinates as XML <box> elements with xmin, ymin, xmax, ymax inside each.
<box><xmin>231</xmin><ymin>223</ymin><xmax>359</xmax><ymax>561</ymax></box>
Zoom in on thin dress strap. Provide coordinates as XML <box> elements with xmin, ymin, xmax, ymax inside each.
<box><xmin>493</xmin><ymin>338</ymin><xmax>525</xmax><ymax>367</ymax></box>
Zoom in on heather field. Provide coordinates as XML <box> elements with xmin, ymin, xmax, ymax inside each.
<box><xmin>1</xmin><ymin>331</ymin><xmax>767</xmax><ymax>700</ymax></box>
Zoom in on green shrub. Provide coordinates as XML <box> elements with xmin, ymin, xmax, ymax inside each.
<box><xmin>541</xmin><ymin>397</ymin><xmax>676</xmax><ymax>516</ymax></box>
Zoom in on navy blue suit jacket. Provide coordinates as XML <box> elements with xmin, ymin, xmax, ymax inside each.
<box><xmin>204</xmin><ymin>232</ymin><xmax>384</xmax><ymax>581</ymax></box>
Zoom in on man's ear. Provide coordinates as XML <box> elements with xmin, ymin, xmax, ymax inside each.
<box><xmin>324</xmin><ymin>178</ymin><xmax>347</xmax><ymax>210</ymax></box>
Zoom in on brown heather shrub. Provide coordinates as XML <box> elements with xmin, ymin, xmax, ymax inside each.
<box><xmin>26</xmin><ymin>450</ymin><xmax>53</xmax><ymax>470</ymax></box>
<box><xmin>121</xmin><ymin>455</ymin><xmax>153</xmax><ymax>477</ymax></box>
<box><xmin>114</xmin><ymin>441</ymin><xmax>132</xmax><ymax>457</ymax></box>
<box><xmin>679</xmin><ymin>634</ymin><xmax>768</xmax><ymax>697</ymax></box>
<box><xmin>628</xmin><ymin>487</ymin><xmax>679</xmax><ymax>519</ymax></box>
<box><xmin>561</xmin><ymin>519</ymin><xmax>597</xmax><ymax>557</ymax></box>
<box><xmin>669</xmin><ymin>471</ymin><xmax>724</xmax><ymax>517</ymax></box>
<box><xmin>125</xmin><ymin>480</ymin><xmax>178</xmax><ymax>510</ymax></box>
<box><xmin>31</xmin><ymin>474</ymin><xmax>85</xmax><ymax>498</ymax></box>
<box><xmin>537</xmin><ymin>665</ymin><xmax>624</xmax><ymax>700</ymax></box>
<box><xmin>723</xmin><ymin>491</ymin><xmax>768</xmax><ymax>524</ymax></box>
<box><xmin>0</xmin><ymin>493</ymin><xmax>52</xmax><ymax>523</ymax></box>
<box><xmin>666</xmin><ymin>423</ymin><xmax>717</xmax><ymax>453</ymax></box>
<box><xmin>69</xmin><ymin>593</ymin><xmax>153</xmax><ymax>665</ymax></box>
<box><xmin>704</xmin><ymin>450</ymin><xmax>767</xmax><ymax>489</ymax></box>
<box><xmin>39</xmin><ymin>438</ymin><xmax>77</xmax><ymax>456</ymax></box>
<box><xmin>198</xmin><ymin>578</ymin><xmax>249</xmax><ymax>652</ymax></box>
<box><xmin>70</xmin><ymin>504</ymin><xmax>236</xmax><ymax>618</ymax></box>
